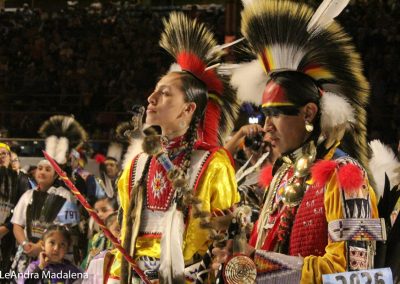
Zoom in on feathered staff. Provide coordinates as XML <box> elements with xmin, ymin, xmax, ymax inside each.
<box><xmin>160</xmin><ymin>12</ymin><xmax>240</xmax><ymax>146</ymax></box>
<box><xmin>232</xmin><ymin>0</ymin><xmax>370</xmax><ymax>168</ymax></box>
<box><xmin>42</xmin><ymin>151</ymin><xmax>151</xmax><ymax>284</ymax></box>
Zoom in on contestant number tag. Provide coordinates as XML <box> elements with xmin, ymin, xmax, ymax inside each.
<box><xmin>322</xmin><ymin>268</ymin><xmax>393</xmax><ymax>284</ymax></box>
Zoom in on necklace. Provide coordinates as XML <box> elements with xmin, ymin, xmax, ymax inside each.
<box><xmin>256</xmin><ymin>162</ymin><xmax>291</xmax><ymax>249</ymax></box>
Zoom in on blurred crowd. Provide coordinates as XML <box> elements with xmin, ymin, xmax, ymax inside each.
<box><xmin>0</xmin><ymin>0</ymin><xmax>399</xmax><ymax>147</ymax></box>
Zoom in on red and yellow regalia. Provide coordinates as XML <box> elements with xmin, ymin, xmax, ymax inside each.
<box><xmin>229</xmin><ymin>1</ymin><xmax>385</xmax><ymax>283</ymax></box>
<box><xmin>107</xmin><ymin>12</ymin><xmax>240</xmax><ymax>284</ymax></box>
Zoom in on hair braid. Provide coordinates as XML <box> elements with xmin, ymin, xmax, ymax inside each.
<box><xmin>180</xmin><ymin>116</ymin><xmax>201</xmax><ymax>176</ymax></box>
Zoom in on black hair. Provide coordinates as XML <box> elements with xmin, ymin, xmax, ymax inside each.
<box><xmin>94</xmin><ymin>197</ymin><xmax>119</xmax><ymax>211</ymax></box>
<box><xmin>175</xmin><ymin>71</ymin><xmax>208</xmax><ymax>118</ymax></box>
<box><xmin>42</xmin><ymin>225</ymin><xmax>72</xmax><ymax>247</ymax></box>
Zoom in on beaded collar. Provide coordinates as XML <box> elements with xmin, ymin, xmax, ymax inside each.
<box><xmin>161</xmin><ymin>134</ymin><xmax>188</xmax><ymax>160</ymax></box>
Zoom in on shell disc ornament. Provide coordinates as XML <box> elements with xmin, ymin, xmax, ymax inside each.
<box><xmin>223</xmin><ymin>254</ymin><xmax>257</xmax><ymax>284</ymax></box>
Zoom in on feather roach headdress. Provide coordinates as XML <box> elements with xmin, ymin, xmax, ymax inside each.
<box><xmin>232</xmin><ymin>0</ymin><xmax>370</xmax><ymax>166</ymax></box>
<box><xmin>159</xmin><ymin>12</ymin><xmax>240</xmax><ymax>145</ymax></box>
<box><xmin>38</xmin><ymin>115</ymin><xmax>88</xmax><ymax>164</ymax></box>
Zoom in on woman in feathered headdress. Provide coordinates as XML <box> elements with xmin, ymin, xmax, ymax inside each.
<box><xmin>106</xmin><ymin>12</ymin><xmax>240</xmax><ymax>284</ymax></box>
<box><xmin>213</xmin><ymin>1</ymin><xmax>383</xmax><ymax>283</ymax></box>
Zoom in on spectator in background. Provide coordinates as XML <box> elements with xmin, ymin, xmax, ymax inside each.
<box><xmin>11</xmin><ymin>151</ymin><xmax>31</xmax><ymax>190</ymax></box>
<box><xmin>225</xmin><ymin>124</ymin><xmax>277</xmax><ymax>221</ymax></box>
<box><xmin>11</xmin><ymin>159</ymin><xmax>79</xmax><ymax>273</ymax></box>
<box><xmin>0</xmin><ymin>144</ymin><xmax>29</xmax><ymax>272</ymax></box>
<box><xmin>100</xmin><ymin>157</ymin><xmax>120</xmax><ymax>198</ymax></box>
<box><xmin>80</xmin><ymin>197</ymin><xmax>118</xmax><ymax>271</ymax></box>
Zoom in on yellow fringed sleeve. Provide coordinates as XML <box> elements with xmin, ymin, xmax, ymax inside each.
<box><xmin>183</xmin><ymin>149</ymin><xmax>240</xmax><ymax>261</ymax></box>
<box><xmin>300</xmin><ymin>171</ymin><xmax>378</xmax><ymax>283</ymax></box>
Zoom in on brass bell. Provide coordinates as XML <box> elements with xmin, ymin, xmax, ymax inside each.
<box><xmin>282</xmin><ymin>179</ymin><xmax>304</xmax><ymax>207</ymax></box>
<box><xmin>294</xmin><ymin>156</ymin><xmax>312</xmax><ymax>177</ymax></box>
<box><xmin>294</xmin><ymin>141</ymin><xmax>317</xmax><ymax>177</ymax></box>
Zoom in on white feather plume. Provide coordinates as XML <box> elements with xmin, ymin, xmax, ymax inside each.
<box><xmin>369</xmin><ymin>140</ymin><xmax>400</xmax><ymax>198</ymax></box>
<box><xmin>122</xmin><ymin>138</ymin><xmax>143</xmax><ymax>169</ymax></box>
<box><xmin>159</xmin><ymin>204</ymin><xmax>185</xmax><ymax>283</ymax></box>
<box><xmin>107</xmin><ymin>142</ymin><xmax>123</xmax><ymax>162</ymax></box>
<box><xmin>55</xmin><ymin>137</ymin><xmax>69</xmax><ymax>165</ymax></box>
<box><xmin>169</xmin><ymin>63</ymin><xmax>182</xmax><ymax>73</ymax></box>
<box><xmin>230</xmin><ymin>60</ymin><xmax>268</xmax><ymax>105</ymax></box>
<box><xmin>45</xmin><ymin>135</ymin><xmax>58</xmax><ymax>160</ymax></box>
<box><xmin>206</xmin><ymin>37</ymin><xmax>244</xmax><ymax>60</ymax></box>
<box><xmin>269</xmin><ymin>44</ymin><xmax>305</xmax><ymax>71</ymax></box>
<box><xmin>320</xmin><ymin>92</ymin><xmax>355</xmax><ymax>130</ymax></box>
<box><xmin>307</xmin><ymin>0</ymin><xmax>350</xmax><ymax>34</ymax></box>
<box><xmin>61</xmin><ymin>116</ymin><xmax>75</xmax><ymax>132</ymax></box>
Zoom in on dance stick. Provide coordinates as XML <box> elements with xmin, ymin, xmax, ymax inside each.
<box><xmin>42</xmin><ymin>150</ymin><xmax>151</xmax><ymax>284</ymax></box>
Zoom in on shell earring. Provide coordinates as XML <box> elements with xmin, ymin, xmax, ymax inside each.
<box><xmin>305</xmin><ymin>121</ymin><xmax>314</xmax><ymax>133</ymax></box>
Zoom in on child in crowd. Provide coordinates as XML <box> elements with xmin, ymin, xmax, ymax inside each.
<box><xmin>17</xmin><ymin>225</ymin><xmax>83</xmax><ymax>284</ymax></box>
<box><xmin>80</xmin><ymin>197</ymin><xmax>118</xmax><ymax>270</ymax></box>
<box><xmin>83</xmin><ymin>212</ymin><xmax>121</xmax><ymax>283</ymax></box>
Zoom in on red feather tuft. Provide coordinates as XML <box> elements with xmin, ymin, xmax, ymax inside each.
<box><xmin>311</xmin><ymin>160</ymin><xmax>337</xmax><ymax>186</ymax></box>
<box><xmin>176</xmin><ymin>52</ymin><xmax>223</xmax><ymax>94</ymax></box>
<box><xmin>202</xmin><ymin>100</ymin><xmax>220</xmax><ymax>146</ymax></box>
<box><xmin>177</xmin><ymin>52</ymin><xmax>206</xmax><ymax>78</ymax></box>
<box><xmin>338</xmin><ymin>163</ymin><xmax>364</xmax><ymax>193</ymax></box>
<box><xmin>259</xmin><ymin>165</ymin><xmax>273</xmax><ymax>188</ymax></box>
<box><xmin>202</xmin><ymin>69</ymin><xmax>224</xmax><ymax>94</ymax></box>
<box><xmin>94</xmin><ymin>153</ymin><xmax>106</xmax><ymax>164</ymax></box>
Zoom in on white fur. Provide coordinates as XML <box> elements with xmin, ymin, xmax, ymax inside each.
<box><xmin>159</xmin><ymin>204</ymin><xmax>185</xmax><ymax>283</ymax></box>
<box><xmin>55</xmin><ymin>137</ymin><xmax>69</xmax><ymax>165</ymax></box>
<box><xmin>369</xmin><ymin>140</ymin><xmax>400</xmax><ymax>198</ymax></box>
<box><xmin>320</xmin><ymin>92</ymin><xmax>355</xmax><ymax>130</ymax></box>
<box><xmin>230</xmin><ymin>60</ymin><xmax>268</xmax><ymax>105</ymax></box>
<box><xmin>107</xmin><ymin>142</ymin><xmax>123</xmax><ymax>162</ymax></box>
<box><xmin>122</xmin><ymin>138</ymin><xmax>143</xmax><ymax>169</ymax></box>
<box><xmin>45</xmin><ymin>135</ymin><xmax>58</xmax><ymax>160</ymax></box>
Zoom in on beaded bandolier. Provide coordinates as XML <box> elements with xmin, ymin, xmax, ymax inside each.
<box><xmin>230</xmin><ymin>0</ymin><xmax>385</xmax><ymax>283</ymax></box>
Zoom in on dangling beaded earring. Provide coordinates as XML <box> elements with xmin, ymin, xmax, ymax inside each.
<box><xmin>305</xmin><ymin>120</ymin><xmax>314</xmax><ymax>133</ymax></box>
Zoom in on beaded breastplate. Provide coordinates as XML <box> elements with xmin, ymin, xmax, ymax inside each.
<box><xmin>146</xmin><ymin>135</ymin><xmax>187</xmax><ymax>211</ymax></box>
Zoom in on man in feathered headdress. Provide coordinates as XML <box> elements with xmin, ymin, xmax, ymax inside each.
<box><xmin>214</xmin><ymin>1</ymin><xmax>385</xmax><ymax>283</ymax></box>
